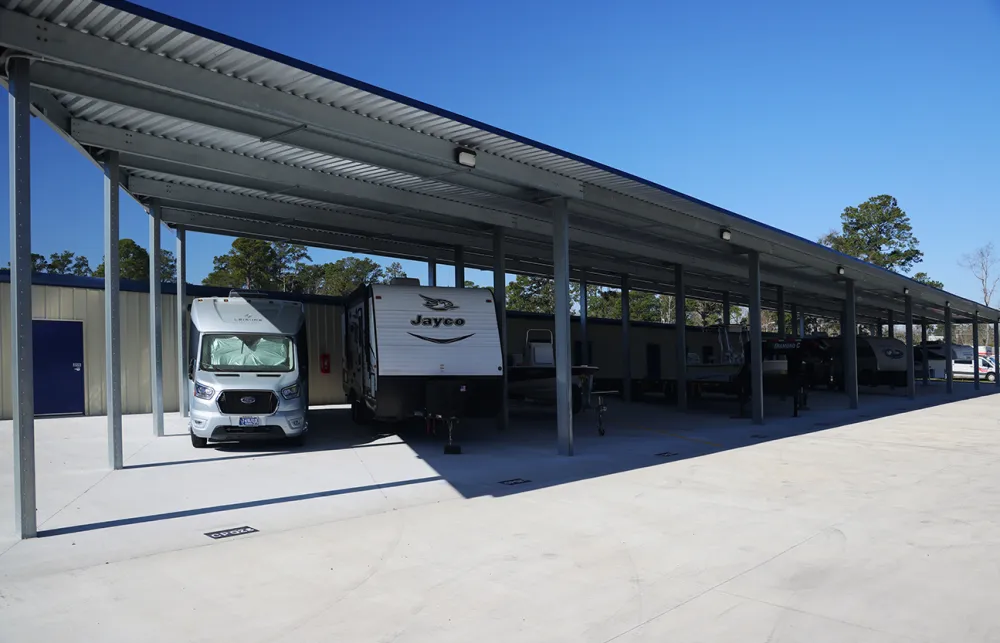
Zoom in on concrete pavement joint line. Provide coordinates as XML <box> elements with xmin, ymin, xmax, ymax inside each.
<box><xmin>0</xmin><ymin>433</ymin><xmax>159</xmax><ymax>560</ymax></box>
<box><xmin>262</xmin><ymin>512</ymin><xmax>408</xmax><ymax>643</ymax></box>
<box><xmin>0</xmin><ymin>478</ymin><xmax>477</xmax><ymax>584</ymax></box>
<box><xmin>350</xmin><ymin>444</ymin><xmax>391</xmax><ymax>502</ymax></box>
<box><xmin>600</xmin><ymin>526</ymin><xmax>834</xmax><ymax>643</ymax></box>
<box><xmin>712</xmin><ymin>589</ymin><xmax>930</xmax><ymax>642</ymax></box>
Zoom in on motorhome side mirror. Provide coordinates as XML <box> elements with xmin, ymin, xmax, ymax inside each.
<box><xmin>188</xmin><ymin>358</ymin><xmax>195</xmax><ymax>381</ymax></box>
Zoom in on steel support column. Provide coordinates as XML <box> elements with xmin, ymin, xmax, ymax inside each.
<box><xmin>973</xmin><ymin>312</ymin><xmax>980</xmax><ymax>390</ymax></box>
<box><xmin>176</xmin><ymin>227</ymin><xmax>188</xmax><ymax>418</ymax></box>
<box><xmin>493</xmin><ymin>228</ymin><xmax>508</xmax><ymax>431</ymax></box>
<box><xmin>454</xmin><ymin>246</ymin><xmax>465</xmax><ymax>287</ymax></box>
<box><xmin>776</xmin><ymin>286</ymin><xmax>786</xmax><ymax>336</ymax></box>
<box><xmin>104</xmin><ymin>150</ymin><xmax>124</xmax><ymax>470</ymax></box>
<box><xmin>722</xmin><ymin>291</ymin><xmax>731</xmax><ymax>327</ymax></box>
<box><xmin>994</xmin><ymin>320</ymin><xmax>999</xmax><ymax>387</ymax></box>
<box><xmin>427</xmin><ymin>258</ymin><xmax>437</xmax><ymax>287</ymax></box>
<box><xmin>905</xmin><ymin>295</ymin><xmax>915</xmax><ymax>399</ymax></box>
<box><xmin>844</xmin><ymin>280</ymin><xmax>859</xmax><ymax>410</ymax></box>
<box><xmin>8</xmin><ymin>57</ymin><xmax>37</xmax><ymax>538</ymax></box>
<box><xmin>748</xmin><ymin>252</ymin><xmax>764</xmax><ymax>424</ymax></box>
<box><xmin>945</xmin><ymin>305</ymin><xmax>953</xmax><ymax>394</ymax></box>
<box><xmin>675</xmin><ymin>265</ymin><xmax>688</xmax><ymax>412</ymax></box>
<box><xmin>149</xmin><ymin>203</ymin><xmax>165</xmax><ymax>436</ymax></box>
<box><xmin>888</xmin><ymin>311</ymin><xmax>895</xmax><ymax>340</ymax></box>
<box><xmin>920</xmin><ymin>318</ymin><xmax>929</xmax><ymax>385</ymax></box>
<box><xmin>790</xmin><ymin>303</ymin><xmax>798</xmax><ymax>338</ymax></box>
<box><xmin>552</xmin><ymin>198</ymin><xmax>573</xmax><ymax>456</ymax></box>
<box><xmin>621</xmin><ymin>273</ymin><xmax>631</xmax><ymax>403</ymax></box>
<box><xmin>579</xmin><ymin>271</ymin><xmax>589</xmax><ymax>365</ymax></box>
<box><xmin>876</xmin><ymin>319</ymin><xmax>883</xmax><ymax>337</ymax></box>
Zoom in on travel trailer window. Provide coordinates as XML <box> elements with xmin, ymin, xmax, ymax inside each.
<box><xmin>200</xmin><ymin>334</ymin><xmax>294</xmax><ymax>372</ymax></box>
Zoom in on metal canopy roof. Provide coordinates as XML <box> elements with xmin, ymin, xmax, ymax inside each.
<box><xmin>1</xmin><ymin>0</ymin><xmax>994</xmax><ymax>325</ymax></box>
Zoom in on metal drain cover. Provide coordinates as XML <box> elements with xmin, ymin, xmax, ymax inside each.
<box><xmin>655</xmin><ymin>451</ymin><xmax>679</xmax><ymax>457</ymax></box>
<box><xmin>499</xmin><ymin>478</ymin><xmax>531</xmax><ymax>486</ymax></box>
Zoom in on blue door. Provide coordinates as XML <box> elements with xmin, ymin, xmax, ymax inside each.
<box><xmin>33</xmin><ymin>320</ymin><xmax>86</xmax><ymax>416</ymax></box>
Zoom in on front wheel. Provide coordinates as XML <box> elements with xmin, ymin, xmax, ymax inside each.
<box><xmin>191</xmin><ymin>432</ymin><xmax>209</xmax><ymax>449</ymax></box>
<box><xmin>986</xmin><ymin>372</ymin><xmax>996</xmax><ymax>383</ymax></box>
<box><xmin>351</xmin><ymin>399</ymin><xmax>372</xmax><ymax>425</ymax></box>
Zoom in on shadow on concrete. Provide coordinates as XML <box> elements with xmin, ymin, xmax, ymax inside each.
<box><xmin>37</xmin><ymin>475</ymin><xmax>442</xmax><ymax>537</ymax></box>
<box><xmin>40</xmin><ymin>381</ymin><xmax>1000</xmax><ymax>537</ymax></box>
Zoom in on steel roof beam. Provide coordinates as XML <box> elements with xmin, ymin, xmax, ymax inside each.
<box><xmin>71</xmin><ymin>121</ymin><xmax>789</xmax><ymax>285</ymax></box>
<box><xmin>79</xmin><ymin>120</ymin><xmax>951</xmax><ymax>321</ymax></box>
<box><xmin>130</xmin><ymin>178</ymin><xmax>495</xmax><ymax>252</ymax></box>
<box><xmin>158</xmin><ymin>204</ymin><xmax>885</xmax><ymax>320</ymax></box>
<box><xmin>29</xmin><ymin>61</ymin><xmax>915</xmax><ymax>317</ymax></box>
<box><xmin>0</xmin><ymin>9</ymin><xmax>582</xmax><ymax>198</ymax></box>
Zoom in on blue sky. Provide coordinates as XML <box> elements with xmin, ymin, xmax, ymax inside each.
<box><xmin>2</xmin><ymin>0</ymin><xmax>999</xmax><ymax>299</ymax></box>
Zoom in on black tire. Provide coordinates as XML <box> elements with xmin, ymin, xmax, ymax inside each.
<box><xmin>191</xmin><ymin>433</ymin><xmax>209</xmax><ymax>449</ymax></box>
<box><xmin>572</xmin><ymin>385</ymin><xmax>583</xmax><ymax>415</ymax></box>
<box><xmin>987</xmin><ymin>372</ymin><xmax>997</xmax><ymax>383</ymax></box>
<box><xmin>351</xmin><ymin>399</ymin><xmax>372</xmax><ymax>425</ymax></box>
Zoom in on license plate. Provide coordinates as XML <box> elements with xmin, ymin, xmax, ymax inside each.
<box><xmin>238</xmin><ymin>417</ymin><xmax>260</xmax><ymax>427</ymax></box>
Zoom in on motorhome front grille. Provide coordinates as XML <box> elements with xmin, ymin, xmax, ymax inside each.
<box><xmin>217</xmin><ymin>391</ymin><xmax>278</xmax><ymax>415</ymax></box>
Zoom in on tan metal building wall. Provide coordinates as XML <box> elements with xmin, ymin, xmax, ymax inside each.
<box><xmin>0</xmin><ymin>283</ymin><xmax>345</xmax><ymax>420</ymax></box>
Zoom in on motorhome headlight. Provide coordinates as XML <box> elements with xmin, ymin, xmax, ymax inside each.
<box><xmin>193</xmin><ymin>382</ymin><xmax>216</xmax><ymax>400</ymax></box>
<box><xmin>281</xmin><ymin>384</ymin><xmax>301</xmax><ymax>400</ymax></box>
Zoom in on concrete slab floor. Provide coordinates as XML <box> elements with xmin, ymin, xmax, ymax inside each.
<box><xmin>0</xmin><ymin>382</ymin><xmax>998</xmax><ymax>642</ymax></box>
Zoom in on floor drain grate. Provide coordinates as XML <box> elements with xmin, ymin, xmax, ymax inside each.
<box><xmin>655</xmin><ymin>451</ymin><xmax>680</xmax><ymax>457</ymax></box>
<box><xmin>499</xmin><ymin>478</ymin><xmax>531</xmax><ymax>486</ymax></box>
<box><xmin>750</xmin><ymin>434</ymin><xmax>768</xmax><ymax>439</ymax></box>
<box><xmin>205</xmin><ymin>526</ymin><xmax>258</xmax><ymax>540</ymax></box>
<box><xmin>813</xmin><ymin>422</ymin><xmax>833</xmax><ymax>427</ymax></box>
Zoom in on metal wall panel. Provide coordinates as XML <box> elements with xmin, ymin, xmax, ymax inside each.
<box><xmin>0</xmin><ymin>283</ymin><xmax>347</xmax><ymax>419</ymax></box>
<box><xmin>304</xmin><ymin>300</ymin><xmax>343</xmax><ymax>405</ymax></box>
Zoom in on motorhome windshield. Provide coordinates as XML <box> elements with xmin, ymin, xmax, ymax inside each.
<box><xmin>199</xmin><ymin>334</ymin><xmax>294</xmax><ymax>372</ymax></box>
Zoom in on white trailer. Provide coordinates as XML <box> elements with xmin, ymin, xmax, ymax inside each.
<box><xmin>343</xmin><ymin>281</ymin><xmax>504</xmax><ymax>423</ymax></box>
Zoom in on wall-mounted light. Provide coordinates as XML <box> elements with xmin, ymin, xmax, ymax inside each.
<box><xmin>719</xmin><ymin>228</ymin><xmax>732</xmax><ymax>242</ymax></box>
<box><xmin>903</xmin><ymin>287</ymin><xmax>910</xmax><ymax>295</ymax></box>
<box><xmin>456</xmin><ymin>148</ymin><xmax>477</xmax><ymax>168</ymax></box>
<box><xmin>836</xmin><ymin>266</ymin><xmax>845</xmax><ymax>276</ymax></box>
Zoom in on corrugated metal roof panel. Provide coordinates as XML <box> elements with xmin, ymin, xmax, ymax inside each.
<box><xmin>3</xmin><ymin>0</ymin><xmax>995</xmax><ymax>319</ymax></box>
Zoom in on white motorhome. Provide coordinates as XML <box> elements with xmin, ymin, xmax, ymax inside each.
<box><xmin>187</xmin><ymin>292</ymin><xmax>308</xmax><ymax>448</ymax></box>
<box><xmin>343</xmin><ymin>281</ymin><xmax>504</xmax><ymax>423</ymax></box>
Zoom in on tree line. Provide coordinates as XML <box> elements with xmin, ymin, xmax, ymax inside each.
<box><xmin>5</xmin><ymin>239</ymin><xmax>177</xmax><ymax>281</ymax></box>
<box><xmin>201</xmin><ymin>238</ymin><xmax>409</xmax><ymax>295</ymax></box>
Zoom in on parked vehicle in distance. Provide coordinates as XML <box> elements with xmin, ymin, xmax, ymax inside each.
<box><xmin>953</xmin><ymin>356</ymin><xmax>997</xmax><ymax>382</ymax></box>
<box><xmin>187</xmin><ymin>292</ymin><xmax>308</xmax><ymax>448</ymax></box>
<box><xmin>507</xmin><ymin>328</ymin><xmax>597</xmax><ymax>414</ymax></box>
<box><xmin>827</xmin><ymin>336</ymin><xmax>908</xmax><ymax>388</ymax></box>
